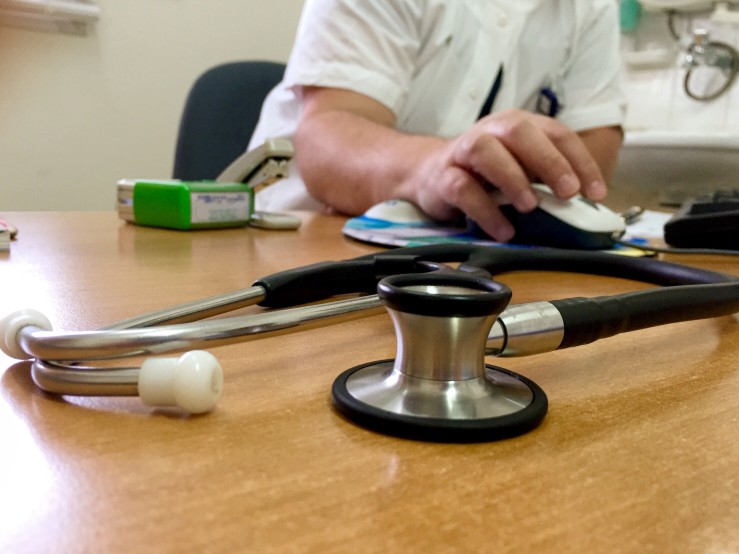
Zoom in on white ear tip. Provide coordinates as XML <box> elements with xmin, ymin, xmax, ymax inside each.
<box><xmin>0</xmin><ymin>309</ymin><xmax>53</xmax><ymax>360</ymax></box>
<box><xmin>174</xmin><ymin>351</ymin><xmax>224</xmax><ymax>414</ymax></box>
<box><xmin>139</xmin><ymin>350</ymin><xmax>223</xmax><ymax>414</ymax></box>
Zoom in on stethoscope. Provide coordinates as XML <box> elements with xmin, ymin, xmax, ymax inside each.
<box><xmin>2</xmin><ymin>243</ymin><xmax>738</xmax><ymax>442</ymax></box>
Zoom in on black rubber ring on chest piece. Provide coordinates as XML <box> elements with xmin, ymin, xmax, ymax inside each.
<box><xmin>377</xmin><ymin>272</ymin><xmax>512</xmax><ymax>318</ymax></box>
<box><xmin>332</xmin><ymin>361</ymin><xmax>548</xmax><ymax>443</ymax></box>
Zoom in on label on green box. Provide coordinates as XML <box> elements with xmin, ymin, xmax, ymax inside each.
<box><xmin>190</xmin><ymin>192</ymin><xmax>250</xmax><ymax>223</ymax></box>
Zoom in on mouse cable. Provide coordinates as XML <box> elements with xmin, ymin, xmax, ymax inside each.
<box><xmin>613</xmin><ymin>237</ymin><xmax>739</xmax><ymax>258</ymax></box>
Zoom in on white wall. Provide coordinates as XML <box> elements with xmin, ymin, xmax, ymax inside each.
<box><xmin>0</xmin><ymin>1</ymin><xmax>304</xmax><ymax>211</ymax></box>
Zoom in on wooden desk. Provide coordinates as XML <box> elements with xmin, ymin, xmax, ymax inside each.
<box><xmin>1</xmin><ymin>212</ymin><xmax>737</xmax><ymax>553</ymax></box>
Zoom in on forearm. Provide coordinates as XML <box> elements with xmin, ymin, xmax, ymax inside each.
<box><xmin>294</xmin><ymin>107</ymin><xmax>447</xmax><ymax>216</ymax></box>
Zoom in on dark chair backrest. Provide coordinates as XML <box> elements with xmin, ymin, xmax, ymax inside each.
<box><xmin>172</xmin><ymin>60</ymin><xmax>286</xmax><ymax>181</ymax></box>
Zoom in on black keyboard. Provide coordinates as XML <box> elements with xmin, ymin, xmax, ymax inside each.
<box><xmin>664</xmin><ymin>189</ymin><xmax>739</xmax><ymax>249</ymax></box>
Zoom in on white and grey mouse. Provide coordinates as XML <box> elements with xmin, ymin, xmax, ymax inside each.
<box><xmin>364</xmin><ymin>199</ymin><xmax>434</xmax><ymax>224</ymax></box>
<box><xmin>363</xmin><ymin>186</ymin><xmax>626</xmax><ymax>250</ymax></box>
<box><xmin>470</xmin><ymin>183</ymin><xmax>626</xmax><ymax>249</ymax></box>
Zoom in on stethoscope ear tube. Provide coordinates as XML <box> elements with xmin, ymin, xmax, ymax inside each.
<box><xmin>551</xmin><ymin>282</ymin><xmax>739</xmax><ymax>349</ymax></box>
<box><xmin>451</xmin><ymin>246</ymin><xmax>738</xmax><ymax>357</ymax></box>
<box><xmin>254</xmin><ymin>254</ymin><xmax>440</xmax><ymax>308</ymax></box>
<box><xmin>463</xmin><ymin>247</ymin><xmax>737</xmax><ymax>286</ymax></box>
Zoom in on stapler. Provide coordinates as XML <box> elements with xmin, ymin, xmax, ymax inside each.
<box><xmin>217</xmin><ymin>138</ymin><xmax>300</xmax><ymax>230</ymax></box>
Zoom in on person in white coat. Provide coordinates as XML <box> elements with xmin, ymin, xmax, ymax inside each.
<box><xmin>249</xmin><ymin>0</ymin><xmax>626</xmax><ymax>241</ymax></box>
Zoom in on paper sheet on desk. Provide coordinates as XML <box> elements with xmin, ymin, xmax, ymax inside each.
<box><xmin>623</xmin><ymin>210</ymin><xmax>672</xmax><ymax>241</ymax></box>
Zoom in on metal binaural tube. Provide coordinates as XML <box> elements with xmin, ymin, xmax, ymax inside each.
<box><xmin>32</xmin><ymin>360</ymin><xmax>140</xmax><ymax>396</ymax></box>
<box><xmin>25</xmin><ymin>294</ymin><xmax>385</xmax><ymax>397</ymax></box>
<box><xmin>19</xmin><ymin>295</ymin><xmax>384</xmax><ymax>362</ymax></box>
<box><xmin>102</xmin><ymin>285</ymin><xmax>268</xmax><ymax>329</ymax></box>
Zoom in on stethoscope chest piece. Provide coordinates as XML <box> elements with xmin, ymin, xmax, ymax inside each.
<box><xmin>332</xmin><ymin>272</ymin><xmax>548</xmax><ymax>442</ymax></box>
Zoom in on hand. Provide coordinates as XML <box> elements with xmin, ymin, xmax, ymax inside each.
<box><xmin>408</xmin><ymin>109</ymin><xmax>609</xmax><ymax>241</ymax></box>
<box><xmin>294</xmin><ymin>89</ymin><xmax>621</xmax><ymax>239</ymax></box>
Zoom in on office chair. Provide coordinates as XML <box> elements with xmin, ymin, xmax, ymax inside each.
<box><xmin>173</xmin><ymin>60</ymin><xmax>286</xmax><ymax>181</ymax></box>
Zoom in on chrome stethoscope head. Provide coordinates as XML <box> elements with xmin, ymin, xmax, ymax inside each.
<box><xmin>333</xmin><ymin>271</ymin><xmax>548</xmax><ymax>442</ymax></box>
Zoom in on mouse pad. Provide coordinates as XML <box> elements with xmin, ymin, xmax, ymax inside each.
<box><xmin>342</xmin><ymin>201</ymin><xmax>653</xmax><ymax>256</ymax></box>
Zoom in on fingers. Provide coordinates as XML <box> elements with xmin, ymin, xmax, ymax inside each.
<box><xmin>458</xmin><ymin>110</ymin><xmax>607</xmax><ymax>203</ymax></box>
<box><xmin>452</xmin><ymin>132</ymin><xmax>539</xmax><ymax>214</ymax></box>
<box><xmin>419</xmin><ymin>166</ymin><xmax>516</xmax><ymax>242</ymax></box>
<box><xmin>531</xmin><ymin>115</ymin><xmax>608</xmax><ymax>201</ymax></box>
<box><xmin>459</xmin><ymin>189</ymin><xmax>515</xmax><ymax>242</ymax></box>
<box><xmin>413</xmin><ymin>110</ymin><xmax>611</xmax><ymax>243</ymax></box>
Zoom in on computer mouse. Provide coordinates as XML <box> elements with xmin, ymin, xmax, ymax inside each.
<box><xmin>468</xmin><ymin>183</ymin><xmax>626</xmax><ymax>249</ymax></box>
<box><xmin>364</xmin><ymin>199</ymin><xmax>434</xmax><ymax>224</ymax></box>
